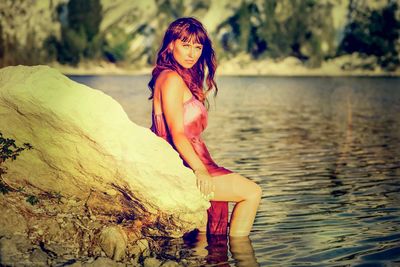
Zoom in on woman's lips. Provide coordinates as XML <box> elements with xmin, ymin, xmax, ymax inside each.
<box><xmin>185</xmin><ymin>60</ymin><xmax>194</xmax><ymax>64</ymax></box>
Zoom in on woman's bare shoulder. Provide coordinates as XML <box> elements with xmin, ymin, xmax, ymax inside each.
<box><xmin>156</xmin><ymin>70</ymin><xmax>186</xmax><ymax>94</ymax></box>
<box><xmin>157</xmin><ymin>70</ymin><xmax>185</xmax><ymax>86</ymax></box>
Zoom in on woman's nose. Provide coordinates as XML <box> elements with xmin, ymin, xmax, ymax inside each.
<box><xmin>188</xmin><ymin>47</ymin><xmax>195</xmax><ymax>58</ymax></box>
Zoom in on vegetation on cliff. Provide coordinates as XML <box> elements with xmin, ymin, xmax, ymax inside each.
<box><xmin>0</xmin><ymin>0</ymin><xmax>399</xmax><ymax>73</ymax></box>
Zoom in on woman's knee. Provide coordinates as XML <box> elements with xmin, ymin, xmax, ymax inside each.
<box><xmin>234</xmin><ymin>175</ymin><xmax>262</xmax><ymax>201</ymax></box>
<box><xmin>249</xmin><ymin>182</ymin><xmax>262</xmax><ymax>201</ymax></box>
<box><xmin>213</xmin><ymin>173</ymin><xmax>262</xmax><ymax>202</ymax></box>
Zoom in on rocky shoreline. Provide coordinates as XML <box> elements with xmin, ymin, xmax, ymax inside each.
<box><xmin>1</xmin><ymin>190</ymin><xmax>201</xmax><ymax>266</ymax></box>
<box><xmin>51</xmin><ymin>54</ymin><xmax>400</xmax><ymax>77</ymax></box>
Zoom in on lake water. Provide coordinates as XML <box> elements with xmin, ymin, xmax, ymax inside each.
<box><xmin>70</xmin><ymin>75</ymin><xmax>400</xmax><ymax>266</ymax></box>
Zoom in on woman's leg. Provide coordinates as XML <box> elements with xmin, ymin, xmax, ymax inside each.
<box><xmin>211</xmin><ymin>173</ymin><xmax>262</xmax><ymax>236</ymax></box>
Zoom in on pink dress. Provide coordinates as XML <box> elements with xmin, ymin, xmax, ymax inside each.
<box><xmin>150</xmin><ymin>95</ymin><xmax>232</xmax><ymax>235</ymax></box>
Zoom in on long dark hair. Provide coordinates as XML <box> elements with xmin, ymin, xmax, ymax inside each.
<box><xmin>148</xmin><ymin>17</ymin><xmax>218</xmax><ymax>104</ymax></box>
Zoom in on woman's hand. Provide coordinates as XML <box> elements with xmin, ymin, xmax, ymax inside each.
<box><xmin>194</xmin><ymin>169</ymin><xmax>215</xmax><ymax>200</ymax></box>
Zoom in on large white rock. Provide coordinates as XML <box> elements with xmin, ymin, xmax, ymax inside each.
<box><xmin>0</xmin><ymin>65</ymin><xmax>208</xmax><ymax>237</ymax></box>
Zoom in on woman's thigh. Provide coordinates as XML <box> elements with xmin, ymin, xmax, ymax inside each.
<box><xmin>211</xmin><ymin>172</ymin><xmax>261</xmax><ymax>202</ymax></box>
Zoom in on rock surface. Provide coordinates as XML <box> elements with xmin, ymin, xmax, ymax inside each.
<box><xmin>0</xmin><ymin>65</ymin><xmax>209</xmax><ymax>265</ymax></box>
<box><xmin>99</xmin><ymin>226</ymin><xmax>127</xmax><ymax>261</ymax></box>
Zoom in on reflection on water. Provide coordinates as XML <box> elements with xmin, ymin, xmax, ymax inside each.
<box><xmin>70</xmin><ymin>75</ymin><xmax>400</xmax><ymax>266</ymax></box>
<box><xmin>148</xmin><ymin>230</ymin><xmax>259</xmax><ymax>266</ymax></box>
<box><xmin>182</xmin><ymin>231</ymin><xmax>259</xmax><ymax>266</ymax></box>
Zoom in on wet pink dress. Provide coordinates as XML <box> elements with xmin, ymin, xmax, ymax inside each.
<box><xmin>150</xmin><ymin>95</ymin><xmax>232</xmax><ymax>236</ymax></box>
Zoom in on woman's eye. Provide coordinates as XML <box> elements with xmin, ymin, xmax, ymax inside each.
<box><xmin>195</xmin><ymin>47</ymin><xmax>202</xmax><ymax>50</ymax></box>
<box><xmin>183</xmin><ymin>44</ymin><xmax>189</xmax><ymax>47</ymax></box>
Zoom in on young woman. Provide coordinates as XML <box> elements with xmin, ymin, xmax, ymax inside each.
<box><xmin>149</xmin><ymin>17</ymin><xmax>261</xmax><ymax>237</ymax></box>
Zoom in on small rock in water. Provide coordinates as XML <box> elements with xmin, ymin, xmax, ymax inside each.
<box><xmin>29</xmin><ymin>248</ymin><xmax>49</xmax><ymax>265</ymax></box>
<box><xmin>83</xmin><ymin>256</ymin><xmax>125</xmax><ymax>267</ymax></box>
<box><xmin>99</xmin><ymin>226</ymin><xmax>127</xmax><ymax>261</ymax></box>
<box><xmin>161</xmin><ymin>260</ymin><xmax>180</xmax><ymax>266</ymax></box>
<box><xmin>144</xmin><ymin>257</ymin><xmax>162</xmax><ymax>267</ymax></box>
<box><xmin>0</xmin><ymin>235</ymin><xmax>33</xmax><ymax>266</ymax></box>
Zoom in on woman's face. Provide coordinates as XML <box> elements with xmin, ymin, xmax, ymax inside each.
<box><xmin>169</xmin><ymin>39</ymin><xmax>203</xmax><ymax>69</ymax></box>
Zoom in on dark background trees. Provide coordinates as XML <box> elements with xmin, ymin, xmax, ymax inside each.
<box><xmin>0</xmin><ymin>0</ymin><xmax>398</xmax><ymax>71</ymax></box>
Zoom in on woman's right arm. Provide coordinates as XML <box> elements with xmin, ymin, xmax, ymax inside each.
<box><xmin>159</xmin><ymin>71</ymin><xmax>214</xmax><ymax>196</ymax></box>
